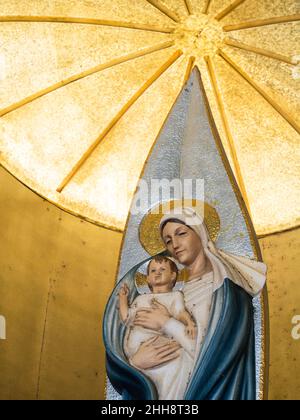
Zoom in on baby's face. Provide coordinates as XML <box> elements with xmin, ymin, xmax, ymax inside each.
<box><xmin>147</xmin><ymin>260</ymin><xmax>176</xmax><ymax>290</ymax></box>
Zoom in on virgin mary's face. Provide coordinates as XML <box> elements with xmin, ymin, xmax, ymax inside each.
<box><xmin>162</xmin><ymin>222</ymin><xmax>204</xmax><ymax>267</ymax></box>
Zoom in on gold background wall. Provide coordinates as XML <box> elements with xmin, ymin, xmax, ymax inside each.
<box><xmin>0</xmin><ymin>166</ymin><xmax>299</xmax><ymax>400</ymax></box>
<box><xmin>0</xmin><ymin>167</ymin><xmax>122</xmax><ymax>400</ymax></box>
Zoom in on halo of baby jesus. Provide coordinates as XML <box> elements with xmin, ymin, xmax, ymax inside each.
<box><xmin>118</xmin><ymin>256</ymin><xmax>197</xmax><ymax>400</ymax></box>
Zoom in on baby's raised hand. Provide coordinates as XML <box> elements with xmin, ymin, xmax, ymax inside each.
<box><xmin>185</xmin><ymin>321</ymin><xmax>197</xmax><ymax>340</ymax></box>
<box><xmin>118</xmin><ymin>283</ymin><xmax>129</xmax><ymax>300</ymax></box>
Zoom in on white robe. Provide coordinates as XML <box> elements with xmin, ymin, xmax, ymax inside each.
<box><xmin>123</xmin><ymin>291</ymin><xmax>196</xmax><ymax>400</ymax></box>
<box><xmin>162</xmin><ymin>272</ymin><xmax>215</xmax><ymax>373</ymax></box>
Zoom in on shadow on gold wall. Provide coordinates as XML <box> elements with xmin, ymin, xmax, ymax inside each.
<box><xmin>0</xmin><ymin>167</ymin><xmax>122</xmax><ymax>400</ymax></box>
<box><xmin>0</xmin><ymin>167</ymin><xmax>299</xmax><ymax>399</ymax></box>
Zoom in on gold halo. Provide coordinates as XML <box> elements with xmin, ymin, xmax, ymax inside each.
<box><xmin>139</xmin><ymin>199</ymin><xmax>220</xmax><ymax>256</ymax></box>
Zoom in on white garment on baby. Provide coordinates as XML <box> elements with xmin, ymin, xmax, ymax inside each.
<box><xmin>123</xmin><ymin>291</ymin><xmax>196</xmax><ymax>400</ymax></box>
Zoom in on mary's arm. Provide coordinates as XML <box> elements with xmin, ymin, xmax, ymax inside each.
<box><xmin>162</xmin><ymin>318</ymin><xmax>196</xmax><ymax>358</ymax></box>
<box><xmin>134</xmin><ymin>301</ymin><xmax>196</xmax><ymax>360</ymax></box>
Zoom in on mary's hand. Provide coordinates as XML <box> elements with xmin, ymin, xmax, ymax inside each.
<box><xmin>130</xmin><ymin>336</ymin><xmax>181</xmax><ymax>370</ymax></box>
<box><xmin>134</xmin><ymin>300</ymin><xmax>171</xmax><ymax>331</ymax></box>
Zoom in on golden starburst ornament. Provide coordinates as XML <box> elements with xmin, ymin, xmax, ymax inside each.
<box><xmin>0</xmin><ymin>0</ymin><xmax>299</xmax><ymax>236</ymax></box>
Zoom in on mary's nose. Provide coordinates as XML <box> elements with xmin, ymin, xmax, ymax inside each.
<box><xmin>172</xmin><ymin>236</ymin><xmax>180</xmax><ymax>248</ymax></box>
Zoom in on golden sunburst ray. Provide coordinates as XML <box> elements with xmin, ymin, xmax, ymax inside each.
<box><xmin>205</xmin><ymin>55</ymin><xmax>252</xmax><ymax>215</ymax></box>
<box><xmin>215</xmin><ymin>0</ymin><xmax>247</xmax><ymax>21</ymax></box>
<box><xmin>0</xmin><ymin>41</ymin><xmax>175</xmax><ymax>118</ymax></box>
<box><xmin>146</xmin><ymin>0</ymin><xmax>181</xmax><ymax>23</ymax></box>
<box><xmin>223</xmin><ymin>14</ymin><xmax>300</xmax><ymax>31</ymax></box>
<box><xmin>203</xmin><ymin>0</ymin><xmax>213</xmax><ymax>14</ymax></box>
<box><xmin>183</xmin><ymin>0</ymin><xmax>193</xmax><ymax>15</ymax></box>
<box><xmin>0</xmin><ymin>15</ymin><xmax>176</xmax><ymax>33</ymax></box>
<box><xmin>218</xmin><ymin>50</ymin><xmax>300</xmax><ymax>135</ymax></box>
<box><xmin>184</xmin><ymin>56</ymin><xmax>196</xmax><ymax>84</ymax></box>
<box><xmin>224</xmin><ymin>38</ymin><xmax>297</xmax><ymax>66</ymax></box>
<box><xmin>56</xmin><ymin>50</ymin><xmax>183</xmax><ymax>193</ymax></box>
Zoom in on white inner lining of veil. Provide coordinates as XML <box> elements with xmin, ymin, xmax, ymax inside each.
<box><xmin>159</xmin><ymin>207</ymin><xmax>267</xmax><ymax>297</ymax></box>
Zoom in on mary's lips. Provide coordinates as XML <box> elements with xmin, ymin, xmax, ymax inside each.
<box><xmin>176</xmin><ymin>250</ymin><xmax>185</xmax><ymax>256</ymax></box>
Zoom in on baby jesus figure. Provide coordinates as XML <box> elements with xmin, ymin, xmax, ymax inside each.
<box><xmin>118</xmin><ymin>256</ymin><xmax>197</xmax><ymax>400</ymax></box>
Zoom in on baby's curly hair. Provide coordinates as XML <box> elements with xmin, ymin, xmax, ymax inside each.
<box><xmin>147</xmin><ymin>256</ymin><xmax>178</xmax><ymax>291</ymax></box>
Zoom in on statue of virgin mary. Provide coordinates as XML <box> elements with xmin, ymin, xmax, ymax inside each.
<box><xmin>103</xmin><ymin>206</ymin><xmax>267</xmax><ymax>400</ymax></box>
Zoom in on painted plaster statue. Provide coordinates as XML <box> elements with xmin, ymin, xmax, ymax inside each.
<box><xmin>104</xmin><ymin>207</ymin><xmax>267</xmax><ymax>400</ymax></box>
